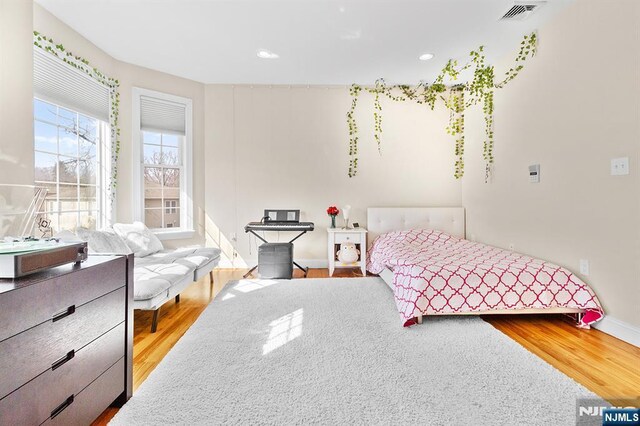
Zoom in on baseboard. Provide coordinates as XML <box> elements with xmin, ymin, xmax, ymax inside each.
<box><xmin>216</xmin><ymin>259</ymin><xmax>329</xmax><ymax>269</ymax></box>
<box><xmin>296</xmin><ymin>259</ymin><xmax>329</xmax><ymax>268</ymax></box>
<box><xmin>593</xmin><ymin>316</ymin><xmax>640</xmax><ymax>348</ymax></box>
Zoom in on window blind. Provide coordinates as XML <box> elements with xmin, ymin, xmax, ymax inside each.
<box><xmin>33</xmin><ymin>48</ymin><xmax>111</xmax><ymax>122</ymax></box>
<box><xmin>140</xmin><ymin>96</ymin><xmax>186</xmax><ymax>135</ymax></box>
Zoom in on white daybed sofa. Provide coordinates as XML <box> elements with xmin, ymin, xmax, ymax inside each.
<box><xmin>70</xmin><ymin>222</ymin><xmax>221</xmax><ymax>332</ymax></box>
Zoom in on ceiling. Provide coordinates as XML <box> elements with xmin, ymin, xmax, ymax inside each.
<box><xmin>35</xmin><ymin>0</ymin><xmax>574</xmax><ymax>85</ymax></box>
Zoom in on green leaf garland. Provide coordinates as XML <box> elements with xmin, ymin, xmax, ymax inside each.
<box><xmin>33</xmin><ymin>31</ymin><xmax>121</xmax><ymax>202</ymax></box>
<box><xmin>346</xmin><ymin>32</ymin><xmax>537</xmax><ymax>181</ymax></box>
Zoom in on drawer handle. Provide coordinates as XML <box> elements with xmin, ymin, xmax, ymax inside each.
<box><xmin>52</xmin><ymin>305</ymin><xmax>76</xmax><ymax>322</ymax></box>
<box><xmin>51</xmin><ymin>395</ymin><xmax>74</xmax><ymax>419</ymax></box>
<box><xmin>51</xmin><ymin>350</ymin><xmax>75</xmax><ymax>371</ymax></box>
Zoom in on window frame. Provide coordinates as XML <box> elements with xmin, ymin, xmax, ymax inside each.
<box><xmin>132</xmin><ymin>87</ymin><xmax>194</xmax><ymax>240</ymax></box>
<box><xmin>33</xmin><ymin>97</ymin><xmax>107</xmax><ymax>232</ymax></box>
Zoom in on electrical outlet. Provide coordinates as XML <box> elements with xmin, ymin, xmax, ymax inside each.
<box><xmin>611</xmin><ymin>157</ymin><xmax>629</xmax><ymax>176</ymax></box>
<box><xmin>508</xmin><ymin>243</ymin><xmax>515</xmax><ymax>251</ymax></box>
<box><xmin>579</xmin><ymin>259</ymin><xmax>589</xmax><ymax>276</ymax></box>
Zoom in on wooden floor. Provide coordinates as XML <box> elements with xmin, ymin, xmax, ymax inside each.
<box><xmin>94</xmin><ymin>268</ymin><xmax>640</xmax><ymax>424</ymax></box>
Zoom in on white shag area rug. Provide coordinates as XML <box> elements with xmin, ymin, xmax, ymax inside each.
<box><xmin>111</xmin><ymin>277</ymin><xmax>604</xmax><ymax>425</ymax></box>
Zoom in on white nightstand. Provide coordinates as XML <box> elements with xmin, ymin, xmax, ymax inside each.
<box><xmin>327</xmin><ymin>227</ymin><xmax>367</xmax><ymax>277</ymax></box>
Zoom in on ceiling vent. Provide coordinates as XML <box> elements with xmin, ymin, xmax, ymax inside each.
<box><xmin>500</xmin><ymin>1</ymin><xmax>546</xmax><ymax>21</ymax></box>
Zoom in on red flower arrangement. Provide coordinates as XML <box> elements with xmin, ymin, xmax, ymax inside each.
<box><xmin>327</xmin><ymin>206</ymin><xmax>339</xmax><ymax>216</ymax></box>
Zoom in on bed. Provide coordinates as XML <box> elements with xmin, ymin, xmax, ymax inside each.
<box><xmin>366</xmin><ymin>207</ymin><xmax>604</xmax><ymax>328</ymax></box>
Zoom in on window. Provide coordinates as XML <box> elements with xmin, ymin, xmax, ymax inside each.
<box><xmin>165</xmin><ymin>200</ymin><xmax>177</xmax><ymax>215</ymax></box>
<box><xmin>33</xmin><ymin>46</ymin><xmax>113</xmax><ymax>232</ymax></box>
<box><xmin>132</xmin><ymin>88</ymin><xmax>193</xmax><ymax>240</ymax></box>
<box><xmin>142</xmin><ymin>131</ymin><xmax>182</xmax><ymax>229</ymax></box>
<box><xmin>33</xmin><ymin>98</ymin><xmax>106</xmax><ymax>231</ymax></box>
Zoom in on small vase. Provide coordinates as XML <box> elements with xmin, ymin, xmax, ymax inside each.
<box><xmin>330</xmin><ymin>215</ymin><xmax>336</xmax><ymax>229</ymax></box>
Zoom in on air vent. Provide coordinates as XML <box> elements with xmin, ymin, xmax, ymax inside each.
<box><xmin>500</xmin><ymin>1</ymin><xmax>546</xmax><ymax>21</ymax></box>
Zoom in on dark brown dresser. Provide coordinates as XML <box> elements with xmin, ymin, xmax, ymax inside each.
<box><xmin>0</xmin><ymin>254</ymin><xmax>133</xmax><ymax>425</ymax></box>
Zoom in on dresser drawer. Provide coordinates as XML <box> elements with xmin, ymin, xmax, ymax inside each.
<box><xmin>0</xmin><ymin>287</ymin><xmax>125</xmax><ymax>399</ymax></box>
<box><xmin>0</xmin><ymin>323</ymin><xmax>125</xmax><ymax>425</ymax></box>
<box><xmin>0</xmin><ymin>256</ymin><xmax>126</xmax><ymax>342</ymax></box>
<box><xmin>43</xmin><ymin>357</ymin><xmax>125</xmax><ymax>426</ymax></box>
<box><xmin>334</xmin><ymin>233</ymin><xmax>362</xmax><ymax>244</ymax></box>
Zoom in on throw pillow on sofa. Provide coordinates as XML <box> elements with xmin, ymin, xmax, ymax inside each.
<box><xmin>113</xmin><ymin>221</ymin><xmax>164</xmax><ymax>257</ymax></box>
<box><xmin>75</xmin><ymin>227</ymin><xmax>133</xmax><ymax>255</ymax></box>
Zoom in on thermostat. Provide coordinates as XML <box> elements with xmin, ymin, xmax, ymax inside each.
<box><xmin>529</xmin><ymin>164</ymin><xmax>540</xmax><ymax>183</ymax></box>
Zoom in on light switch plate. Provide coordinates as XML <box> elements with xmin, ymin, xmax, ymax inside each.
<box><xmin>579</xmin><ymin>259</ymin><xmax>590</xmax><ymax>276</ymax></box>
<box><xmin>611</xmin><ymin>157</ymin><xmax>629</xmax><ymax>176</ymax></box>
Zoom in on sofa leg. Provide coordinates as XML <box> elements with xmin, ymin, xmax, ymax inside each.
<box><xmin>175</xmin><ymin>294</ymin><xmax>180</xmax><ymax>303</ymax></box>
<box><xmin>151</xmin><ymin>308</ymin><xmax>160</xmax><ymax>333</ymax></box>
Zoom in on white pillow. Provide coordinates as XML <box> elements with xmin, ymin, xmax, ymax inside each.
<box><xmin>75</xmin><ymin>227</ymin><xmax>133</xmax><ymax>255</ymax></box>
<box><xmin>112</xmin><ymin>222</ymin><xmax>164</xmax><ymax>257</ymax></box>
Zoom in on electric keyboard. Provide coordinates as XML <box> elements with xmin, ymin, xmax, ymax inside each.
<box><xmin>244</xmin><ymin>213</ymin><xmax>314</xmax><ymax>278</ymax></box>
<box><xmin>244</xmin><ymin>221</ymin><xmax>315</xmax><ymax>232</ymax></box>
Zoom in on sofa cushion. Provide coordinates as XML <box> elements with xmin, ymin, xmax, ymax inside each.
<box><xmin>133</xmin><ymin>262</ymin><xmax>196</xmax><ymax>301</ymax></box>
<box><xmin>137</xmin><ymin>247</ymin><xmax>221</xmax><ymax>269</ymax></box>
<box><xmin>113</xmin><ymin>222</ymin><xmax>164</xmax><ymax>257</ymax></box>
<box><xmin>173</xmin><ymin>247</ymin><xmax>221</xmax><ymax>269</ymax></box>
<box><xmin>75</xmin><ymin>227</ymin><xmax>133</xmax><ymax>255</ymax></box>
<box><xmin>136</xmin><ymin>250</ymin><xmax>187</xmax><ymax>266</ymax></box>
<box><xmin>194</xmin><ymin>255</ymin><xmax>221</xmax><ymax>281</ymax></box>
<box><xmin>134</xmin><ymin>277</ymin><xmax>172</xmax><ymax>301</ymax></box>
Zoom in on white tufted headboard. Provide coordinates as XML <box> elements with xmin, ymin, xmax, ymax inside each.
<box><xmin>367</xmin><ymin>207</ymin><xmax>466</xmax><ymax>244</ymax></box>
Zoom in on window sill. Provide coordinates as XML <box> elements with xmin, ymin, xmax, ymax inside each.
<box><xmin>153</xmin><ymin>229</ymin><xmax>196</xmax><ymax>241</ymax></box>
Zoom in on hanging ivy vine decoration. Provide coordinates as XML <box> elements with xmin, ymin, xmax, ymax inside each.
<box><xmin>346</xmin><ymin>32</ymin><xmax>537</xmax><ymax>181</ymax></box>
<box><xmin>33</xmin><ymin>31</ymin><xmax>121</xmax><ymax>202</ymax></box>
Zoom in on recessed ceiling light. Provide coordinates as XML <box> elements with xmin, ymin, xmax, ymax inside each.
<box><xmin>257</xmin><ymin>49</ymin><xmax>279</xmax><ymax>59</ymax></box>
<box><xmin>419</xmin><ymin>53</ymin><xmax>435</xmax><ymax>61</ymax></box>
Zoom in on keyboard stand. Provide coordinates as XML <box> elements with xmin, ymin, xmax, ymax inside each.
<box><xmin>243</xmin><ymin>229</ymin><xmax>309</xmax><ymax>278</ymax></box>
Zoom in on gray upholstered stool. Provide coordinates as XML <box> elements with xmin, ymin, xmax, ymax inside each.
<box><xmin>258</xmin><ymin>242</ymin><xmax>293</xmax><ymax>279</ymax></box>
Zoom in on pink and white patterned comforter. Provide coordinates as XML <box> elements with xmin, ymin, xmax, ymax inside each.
<box><xmin>367</xmin><ymin>229</ymin><xmax>604</xmax><ymax>327</ymax></box>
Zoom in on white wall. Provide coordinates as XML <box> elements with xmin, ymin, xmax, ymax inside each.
<box><xmin>0</xmin><ymin>0</ymin><xmax>34</xmax><ymax>185</ymax></box>
<box><xmin>462</xmin><ymin>0</ymin><xmax>640</xmax><ymax>328</ymax></box>
<box><xmin>204</xmin><ymin>85</ymin><xmax>462</xmax><ymax>266</ymax></box>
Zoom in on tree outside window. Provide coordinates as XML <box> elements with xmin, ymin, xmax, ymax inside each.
<box><xmin>34</xmin><ymin>98</ymin><xmax>103</xmax><ymax>231</ymax></box>
<box><xmin>143</xmin><ymin>131</ymin><xmax>182</xmax><ymax>229</ymax></box>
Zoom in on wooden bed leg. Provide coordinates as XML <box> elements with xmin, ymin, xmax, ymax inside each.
<box><xmin>416</xmin><ymin>314</ymin><xmax>423</xmax><ymax>325</ymax></box>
